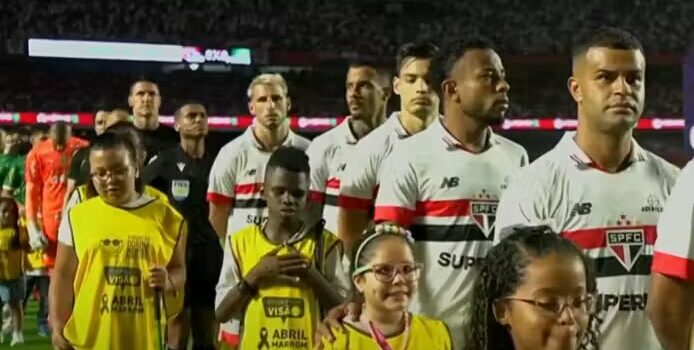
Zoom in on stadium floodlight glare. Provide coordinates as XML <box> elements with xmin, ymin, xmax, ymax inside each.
<box><xmin>28</xmin><ymin>39</ymin><xmax>182</xmax><ymax>62</ymax></box>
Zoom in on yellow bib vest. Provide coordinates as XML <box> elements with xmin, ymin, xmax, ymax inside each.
<box><xmin>63</xmin><ymin>196</ymin><xmax>185</xmax><ymax>350</ymax></box>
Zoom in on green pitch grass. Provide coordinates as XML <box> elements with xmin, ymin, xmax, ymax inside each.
<box><xmin>2</xmin><ymin>301</ymin><xmax>51</xmax><ymax>349</ymax></box>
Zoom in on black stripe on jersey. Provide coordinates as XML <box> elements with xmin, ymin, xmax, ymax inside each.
<box><xmin>325</xmin><ymin>194</ymin><xmax>338</xmax><ymax>206</ymax></box>
<box><xmin>409</xmin><ymin>224</ymin><xmax>493</xmax><ymax>242</ymax></box>
<box><xmin>593</xmin><ymin>256</ymin><xmax>652</xmax><ymax>278</ymax></box>
<box><xmin>234</xmin><ymin>198</ymin><xmax>267</xmax><ymax>209</ymax></box>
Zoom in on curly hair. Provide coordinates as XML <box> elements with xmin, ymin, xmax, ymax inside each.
<box><xmin>465</xmin><ymin>226</ymin><xmax>600</xmax><ymax>350</ymax></box>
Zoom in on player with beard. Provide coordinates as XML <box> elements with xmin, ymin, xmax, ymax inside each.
<box><xmin>495</xmin><ymin>27</ymin><xmax>679</xmax><ymax>350</ymax></box>
<box><xmin>307</xmin><ymin>60</ymin><xmax>391</xmax><ymax>234</ymax></box>
<box><xmin>337</xmin><ymin>42</ymin><xmax>440</xmax><ymax>250</ymax></box>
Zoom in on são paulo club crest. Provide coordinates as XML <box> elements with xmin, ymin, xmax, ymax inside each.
<box><xmin>470</xmin><ymin>190</ymin><xmax>498</xmax><ymax>237</ymax></box>
<box><xmin>606</xmin><ymin>228</ymin><xmax>645</xmax><ymax>271</ymax></box>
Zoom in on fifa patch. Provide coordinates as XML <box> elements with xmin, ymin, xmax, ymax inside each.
<box><xmin>171</xmin><ymin>180</ymin><xmax>190</xmax><ymax>201</ymax></box>
<box><xmin>606</xmin><ymin>229</ymin><xmax>644</xmax><ymax>270</ymax></box>
<box><xmin>470</xmin><ymin>201</ymin><xmax>497</xmax><ymax>237</ymax></box>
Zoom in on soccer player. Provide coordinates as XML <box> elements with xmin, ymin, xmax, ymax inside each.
<box><xmin>128</xmin><ymin>80</ymin><xmax>179</xmax><ymax>163</ymax></box>
<box><xmin>215</xmin><ymin>146</ymin><xmax>347</xmax><ymax>350</ymax></box>
<box><xmin>50</xmin><ymin>132</ymin><xmax>186</xmax><ymax>350</ymax></box>
<box><xmin>319</xmin><ymin>224</ymin><xmax>452</xmax><ymax>350</ymax></box>
<box><xmin>25</xmin><ymin>121</ymin><xmax>88</xmax><ymax>267</ymax></box>
<box><xmin>337</xmin><ymin>42</ymin><xmax>440</xmax><ymax>250</ymax></box>
<box><xmin>144</xmin><ymin>103</ymin><xmax>221</xmax><ymax>350</ymax></box>
<box><xmin>307</xmin><ymin>60</ymin><xmax>391</xmax><ymax>234</ymax></box>
<box><xmin>494</xmin><ymin>27</ymin><xmax>679</xmax><ymax>350</ymax></box>
<box><xmin>648</xmin><ymin>159</ymin><xmax>694</xmax><ymax>350</ymax></box>
<box><xmin>208</xmin><ymin>73</ymin><xmax>310</xmax><ymax>346</ymax></box>
<box><xmin>373</xmin><ymin>38</ymin><xmax>527</xmax><ymax>348</ymax></box>
<box><xmin>468</xmin><ymin>226</ymin><xmax>599</xmax><ymax>350</ymax></box>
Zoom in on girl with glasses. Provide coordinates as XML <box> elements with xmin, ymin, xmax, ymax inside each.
<box><xmin>466</xmin><ymin>226</ymin><xmax>600</xmax><ymax>350</ymax></box>
<box><xmin>319</xmin><ymin>223</ymin><xmax>452</xmax><ymax>349</ymax></box>
<box><xmin>50</xmin><ymin>132</ymin><xmax>186</xmax><ymax>350</ymax></box>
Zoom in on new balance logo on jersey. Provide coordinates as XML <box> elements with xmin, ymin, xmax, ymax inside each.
<box><xmin>641</xmin><ymin>194</ymin><xmax>663</xmax><ymax>213</ymax></box>
<box><xmin>606</xmin><ymin>229</ymin><xmax>644</xmax><ymax>271</ymax></box>
<box><xmin>246</xmin><ymin>169</ymin><xmax>257</xmax><ymax>176</ymax></box>
<box><xmin>571</xmin><ymin>203</ymin><xmax>592</xmax><ymax>216</ymax></box>
<box><xmin>337</xmin><ymin>163</ymin><xmax>346</xmax><ymax>172</ymax></box>
<box><xmin>177</xmin><ymin>162</ymin><xmax>186</xmax><ymax>172</ymax></box>
<box><xmin>470</xmin><ymin>201</ymin><xmax>497</xmax><ymax>237</ymax></box>
<box><xmin>440</xmin><ymin>176</ymin><xmax>460</xmax><ymax>189</ymax></box>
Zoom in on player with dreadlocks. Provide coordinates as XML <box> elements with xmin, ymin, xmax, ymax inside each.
<box><xmin>466</xmin><ymin>226</ymin><xmax>600</xmax><ymax>350</ymax></box>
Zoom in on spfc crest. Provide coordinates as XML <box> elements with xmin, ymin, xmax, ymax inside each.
<box><xmin>470</xmin><ymin>201</ymin><xmax>497</xmax><ymax>237</ymax></box>
<box><xmin>606</xmin><ymin>229</ymin><xmax>644</xmax><ymax>271</ymax></box>
<box><xmin>171</xmin><ymin>180</ymin><xmax>190</xmax><ymax>201</ymax></box>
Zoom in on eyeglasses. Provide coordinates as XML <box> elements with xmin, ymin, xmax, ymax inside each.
<box><xmin>505</xmin><ymin>294</ymin><xmax>595</xmax><ymax>316</ymax></box>
<box><xmin>353</xmin><ymin>263</ymin><xmax>423</xmax><ymax>283</ymax></box>
<box><xmin>91</xmin><ymin>167</ymin><xmax>131</xmax><ymax>182</ymax></box>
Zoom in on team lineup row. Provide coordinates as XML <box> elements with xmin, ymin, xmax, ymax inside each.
<box><xmin>18</xmin><ymin>25</ymin><xmax>692</xmax><ymax>350</ymax></box>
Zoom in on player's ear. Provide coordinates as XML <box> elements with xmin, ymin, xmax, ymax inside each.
<box><xmin>492</xmin><ymin>299</ymin><xmax>511</xmax><ymax>326</ymax></box>
<box><xmin>286</xmin><ymin>96</ymin><xmax>292</xmax><ymax>113</ymax></box>
<box><xmin>567</xmin><ymin>76</ymin><xmax>581</xmax><ymax>104</ymax></box>
<box><xmin>442</xmin><ymin>79</ymin><xmax>458</xmax><ymax>102</ymax></box>
<box><xmin>127</xmin><ymin>94</ymin><xmax>134</xmax><ymax>108</ymax></box>
<box><xmin>393</xmin><ymin>76</ymin><xmax>401</xmax><ymax>96</ymax></box>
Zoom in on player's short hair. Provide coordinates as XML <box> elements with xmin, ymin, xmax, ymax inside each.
<box><xmin>432</xmin><ymin>36</ymin><xmax>496</xmax><ymax>92</ymax></box>
<box><xmin>246</xmin><ymin>74</ymin><xmax>289</xmax><ymax>100</ymax></box>
<box><xmin>348</xmin><ymin>59</ymin><xmax>392</xmax><ymax>87</ymax></box>
<box><xmin>395</xmin><ymin>41</ymin><xmax>440</xmax><ymax>75</ymax></box>
<box><xmin>129</xmin><ymin>79</ymin><xmax>160</xmax><ymax>96</ymax></box>
<box><xmin>571</xmin><ymin>27</ymin><xmax>643</xmax><ymax>62</ymax></box>
<box><xmin>265</xmin><ymin>146</ymin><xmax>310</xmax><ymax>178</ymax></box>
<box><xmin>174</xmin><ymin>102</ymin><xmax>206</xmax><ymax>119</ymax></box>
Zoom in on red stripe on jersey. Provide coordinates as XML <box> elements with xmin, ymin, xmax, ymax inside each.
<box><xmin>374</xmin><ymin>206</ymin><xmax>415</xmax><ymax>227</ymax></box>
<box><xmin>219</xmin><ymin>330</ymin><xmax>240</xmax><ymax>346</ymax></box>
<box><xmin>338</xmin><ymin>195</ymin><xmax>372</xmax><ymax>211</ymax></box>
<box><xmin>562</xmin><ymin>225</ymin><xmax>656</xmax><ymax>250</ymax></box>
<box><xmin>327</xmin><ymin>178</ymin><xmax>340</xmax><ymax>189</ymax></box>
<box><xmin>206</xmin><ymin>192</ymin><xmax>234</xmax><ymax>205</ymax></box>
<box><xmin>309</xmin><ymin>190</ymin><xmax>325</xmax><ymax>203</ymax></box>
<box><xmin>652</xmin><ymin>251</ymin><xmax>694</xmax><ymax>280</ymax></box>
<box><xmin>414</xmin><ymin>199</ymin><xmax>472</xmax><ymax>217</ymax></box>
<box><xmin>234</xmin><ymin>183</ymin><xmax>263</xmax><ymax>195</ymax></box>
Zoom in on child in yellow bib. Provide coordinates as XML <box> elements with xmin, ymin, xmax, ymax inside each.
<box><xmin>0</xmin><ymin>198</ymin><xmax>27</xmax><ymax>346</ymax></box>
<box><xmin>50</xmin><ymin>132</ymin><xmax>187</xmax><ymax>350</ymax></box>
<box><xmin>215</xmin><ymin>146</ymin><xmax>350</xmax><ymax>350</ymax></box>
<box><xmin>319</xmin><ymin>224</ymin><xmax>452</xmax><ymax>350</ymax></box>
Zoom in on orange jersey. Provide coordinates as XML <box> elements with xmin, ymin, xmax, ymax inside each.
<box><xmin>25</xmin><ymin>137</ymin><xmax>88</xmax><ymax>231</ymax></box>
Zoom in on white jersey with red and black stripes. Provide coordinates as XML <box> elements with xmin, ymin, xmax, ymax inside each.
<box><xmin>306</xmin><ymin>117</ymin><xmax>359</xmax><ymax>234</ymax></box>
<box><xmin>495</xmin><ymin>131</ymin><xmax>679</xmax><ymax>350</ymax></box>
<box><xmin>338</xmin><ymin>112</ymin><xmax>411</xmax><ymax>212</ymax></box>
<box><xmin>653</xmin><ymin>160</ymin><xmax>694</xmax><ymax>280</ymax></box>
<box><xmin>374</xmin><ymin>118</ymin><xmax>528</xmax><ymax>349</ymax></box>
<box><xmin>207</xmin><ymin>126</ymin><xmax>311</xmax><ymax>237</ymax></box>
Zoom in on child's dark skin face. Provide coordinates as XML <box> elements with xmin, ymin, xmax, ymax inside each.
<box><xmin>263</xmin><ymin>167</ymin><xmax>308</xmax><ymax>226</ymax></box>
<box><xmin>0</xmin><ymin>200</ymin><xmax>16</xmax><ymax>228</ymax></box>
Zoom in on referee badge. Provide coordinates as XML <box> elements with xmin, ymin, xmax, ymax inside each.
<box><xmin>171</xmin><ymin>180</ymin><xmax>190</xmax><ymax>201</ymax></box>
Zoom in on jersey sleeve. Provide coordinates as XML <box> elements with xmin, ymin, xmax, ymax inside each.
<box><xmin>653</xmin><ymin>161</ymin><xmax>694</xmax><ymax>280</ymax></box>
<box><xmin>214</xmin><ymin>235</ymin><xmax>242</xmax><ymax>310</ymax></box>
<box><xmin>338</xmin><ymin>143</ymin><xmax>381</xmax><ymax>211</ymax></box>
<box><xmin>373</xmin><ymin>150</ymin><xmax>418</xmax><ymax>227</ymax></box>
<box><xmin>322</xmin><ymin>238</ymin><xmax>351</xmax><ymax>297</ymax></box>
<box><xmin>494</xmin><ymin>164</ymin><xmax>550</xmax><ymax>244</ymax></box>
<box><xmin>306</xmin><ymin>140</ymin><xmax>330</xmax><ymax>204</ymax></box>
<box><xmin>67</xmin><ymin>148</ymin><xmax>85</xmax><ymax>181</ymax></box>
<box><xmin>3</xmin><ymin>162</ymin><xmax>21</xmax><ymax>193</ymax></box>
<box><xmin>207</xmin><ymin>147</ymin><xmax>237</xmax><ymax>206</ymax></box>
<box><xmin>24</xmin><ymin>148</ymin><xmax>42</xmax><ymax>221</ymax></box>
<box><xmin>143</xmin><ymin>154</ymin><xmax>169</xmax><ymax>193</ymax></box>
<box><xmin>58</xmin><ymin>208</ymin><xmax>74</xmax><ymax>247</ymax></box>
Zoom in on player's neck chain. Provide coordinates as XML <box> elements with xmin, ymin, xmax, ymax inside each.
<box><xmin>361</xmin><ymin>310</ymin><xmax>410</xmax><ymax>350</ymax></box>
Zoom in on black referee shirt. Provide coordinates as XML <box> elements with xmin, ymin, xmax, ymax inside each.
<box><xmin>141</xmin><ymin>124</ymin><xmax>179</xmax><ymax>164</ymax></box>
<box><xmin>144</xmin><ymin>145</ymin><xmax>217</xmax><ymax>245</ymax></box>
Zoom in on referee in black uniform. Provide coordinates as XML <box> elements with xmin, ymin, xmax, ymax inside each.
<box><xmin>144</xmin><ymin>103</ymin><xmax>222</xmax><ymax>350</ymax></box>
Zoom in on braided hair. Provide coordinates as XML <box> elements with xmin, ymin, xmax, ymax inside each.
<box><xmin>465</xmin><ymin>226</ymin><xmax>600</xmax><ymax>350</ymax></box>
